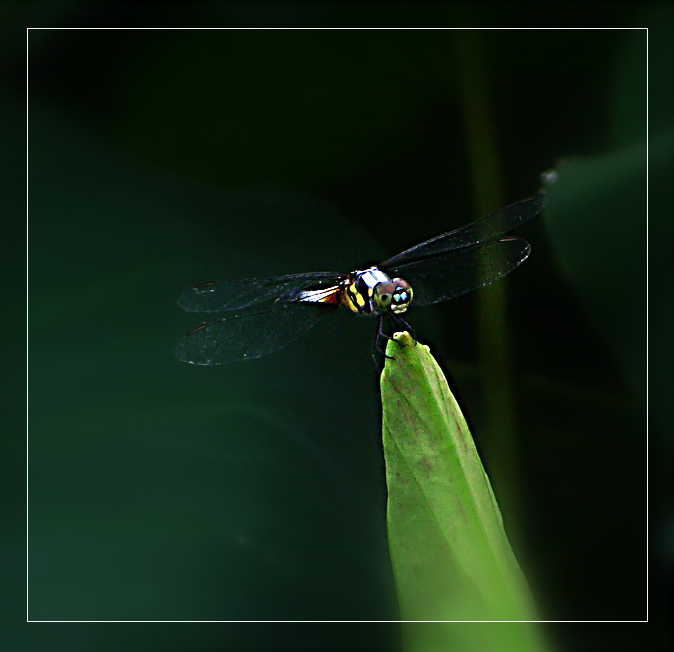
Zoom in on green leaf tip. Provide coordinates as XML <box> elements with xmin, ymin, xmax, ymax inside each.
<box><xmin>381</xmin><ymin>330</ymin><xmax>426</xmax><ymax>372</ymax></box>
<box><xmin>380</xmin><ymin>333</ymin><xmax>546</xmax><ymax>639</ymax></box>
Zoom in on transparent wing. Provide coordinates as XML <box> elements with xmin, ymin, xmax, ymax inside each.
<box><xmin>176</xmin><ymin>302</ymin><xmax>329</xmax><ymax>365</ymax></box>
<box><xmin>379</xmin><ymin>192</ymin><xmax>546</xmax><ymax>268</ymax></box>
<box><xmin>389</xmin><ymin>236</ymin><xmax>531</xmax><ymax>306</ymax></box>
<box><xmin>177</xmin><ymin>271</ymin><xmax>343</xmax><ymax>313</ymax></box>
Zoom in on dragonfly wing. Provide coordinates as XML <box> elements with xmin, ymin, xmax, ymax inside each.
<box><xmin>176</xmin><ymin>302</ymin><xmax>328</xmax><ymax>365</ymax></box>
<box><xmin>177</xmin><ymin>271</ymin><xmax>343</xmax><ymax>313</ymax></box>
<box><xmin>388</xmin><ymin>237</ymin><xmax>532</xmax><ymax>306</ymax></box>
<box><xmin>379</xmin><ymin>192</ymin><xmax>546</xmax><ymax>268</ymax></box>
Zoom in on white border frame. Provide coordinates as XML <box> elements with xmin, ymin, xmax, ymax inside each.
<box><xmin>26</xmin><ymin>25</ymin><xmax>649</xmax><ymax>625</ymax></box>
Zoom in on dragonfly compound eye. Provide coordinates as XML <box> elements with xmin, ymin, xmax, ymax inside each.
<box><xmin>373</xmin><ymin>281</ymin><xmax>394</xmax><ymax>311</ymax></box>
<box><xmin>390</xmin><ymin>278</ymin><xmax>413</xmax><ymax>314</ymax></box>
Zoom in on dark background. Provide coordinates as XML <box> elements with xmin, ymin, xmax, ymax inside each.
<box><xmin>3</xmin><ymin>1</ymin><xmax>670</xmax><ymax>651</ymax></box>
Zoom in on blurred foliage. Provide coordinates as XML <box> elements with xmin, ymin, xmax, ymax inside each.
<box><xmin>27</xmin><ymin>98</ymin><xmax>395</xmax><ymax>622</ymax></box>
<box><xmin>3</xmin><ymin>2</ymin><xmax>666</xmax><ymax>651</ymax></box>
<box><xmin>542</xmin><ymin>29</ymin><xmax>653</xmax><ymax>407</ymax></box>
<box><xmin>543</xmin><ymin>144</ymin><xmax>648</xmax><ymax>406</ymax></box>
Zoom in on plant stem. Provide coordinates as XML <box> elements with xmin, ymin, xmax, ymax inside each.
<box><xmin>451</xmin><ymin>27</ymin><xmax>520</xmax><ymax>515</ymax></box>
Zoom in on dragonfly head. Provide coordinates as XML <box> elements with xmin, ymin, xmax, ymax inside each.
<box><xmin>373</xmin><ymin>278</ymin><xmax>413</xmax><ymax>314</ymax></box>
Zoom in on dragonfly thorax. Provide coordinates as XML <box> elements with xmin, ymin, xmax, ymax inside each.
<box><xmin>344</xmin><ymin>267</ymin><xmax>413</xmax><ymax>316</ymax></box>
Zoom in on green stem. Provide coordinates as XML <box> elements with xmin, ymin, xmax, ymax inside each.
<box><xmin>451</xmin><ymin>28</ymin><xmax>519</xmax><ymax>514</ymax></box>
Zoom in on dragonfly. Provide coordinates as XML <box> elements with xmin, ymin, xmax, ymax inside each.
<box><xmin>177</xmin><ymin>192</ymin><xmax>547</xmax><ymax>367</ymax></box>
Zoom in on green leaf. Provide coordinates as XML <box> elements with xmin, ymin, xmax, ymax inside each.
<box><xmin>541</xmin><ymin>136</ymin><xmax>652</xmax><ymax>407</ymax></box>
<box><xmin>381</xmin><ymin>333</ymin><xmax>548</xmax><ymax>648</ymax></box>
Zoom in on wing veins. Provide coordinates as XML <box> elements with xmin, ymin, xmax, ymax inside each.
<box><xmin>379</xmin><ymin>192</ymin><xmax>547</xmax><ymax>269</ymax></box>
<box><xmin>390</xmin><ymin>236</ymin><xmax>532</xmax><ymax>306</ymax></box>
<box><xmin>176</xmin><ymin>302</ymin><xmax>324</xmax><ymax>365</ymax></box>
<box><xmin>178</xmin><ymin>271</ymin><xmax>343</xmax><ymax>313</ymax></box>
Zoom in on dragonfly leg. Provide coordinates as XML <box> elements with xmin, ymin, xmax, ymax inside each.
<box><xmin>391</xmin><ymin>313</ymin><xmax>417</xmax><ymax>345</ymax></box>
<box><xmin>372</xmin><ymin>316</ymin><xmax>384</xmax><ymax>371</ymax></box>
<box><xmin>380</xmin><ymin>317</ymin><xmax>397</xmax><ymax>359</ymax></box>
<box><xmin>372</xmin><ymin>315</ymin><xmax>396</xmax><ymax>370</ymax></box>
